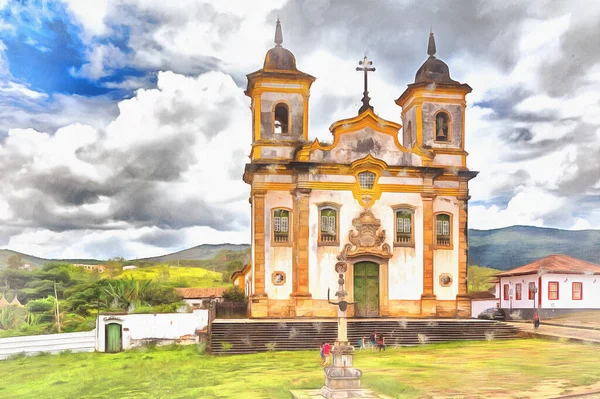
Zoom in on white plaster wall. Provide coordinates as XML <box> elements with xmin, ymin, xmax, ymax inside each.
<box><xmin>432</xmin><ymin>196</ymin><xmax>460</xmax><ymax>300</ymax></box>
<box><xmin>380</xmin><ymin>192</ymin><xmax>423</xmax><ymax>300</ymax></box>
<box><xmin>308</xmin><ymin>190</ymin><xmax>357</xmax><ymax>300</ymax></box>
<box><xmin>433</xmin><ymin>154</ymin><xmax>463</xmax><ymax>167</ymax></box>
<box><xmin>264</xmin><ymin>191</ymin><xmax>293</xmax><ymax>298</ymax></box>
<box><xmin>260</xmin><ymin>146</ymin><xmax>295</xmax><ymax>159</ymax></box>
<box><xmin>264</xmin><ymin>174</ymin><xmax>294</xmax><ymax>183</ymax></box>
<box><xmin>307</xmin><ymin>190</ymin><xmax>424</xmax><ymax>301</ymax></box>
<box><xmin>378</xmin><ymin>176</ymin><xmax>424</xmax><ymax>185</ymax></box>
<box><xmin>0</xmin><ymin>330</ymin><xmax>96</xmax><ymax>360</ymax></box>
<box><xmin>97</xmin><ymin>311</ymin><xmax>208</xmax><ymax>352</ymax></box>
<box><xmin>499</xmin><ymin>275</ymin><xmax>538</xmax><ymax>310</ymax></box>
<box><xmin>308</xmin><ymin>128</ymin><xmax>421</xmax><ymax>166</ymax></box>
<box><xmin>541</xmin><ymin>274</ymin><xmax>599</xmax><ymax>309</ymax></box>
<box><xmin>471</xmin><ymin>299</ymin><xmax>500</xmax><ymax>318</ymax></box>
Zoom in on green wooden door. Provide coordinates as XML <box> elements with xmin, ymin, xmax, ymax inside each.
<box><xmin>353</xmin><ymin>262</ymin><xmax>379</xmax><ymax>317</ymax></box>
<box><xmin>106</xmin><ymin>323</ymin><xmax>122</xmax><ymax>353</ymax></box>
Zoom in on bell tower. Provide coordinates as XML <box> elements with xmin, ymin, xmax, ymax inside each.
<box><xmin>396</xmin><ymin>31</ymin><xmax>472</xmax><ymax>168</ymax></box>
<box><xmin>245</xmin><ymin>18</ymin><xmax>316</xmax><ymax>162</ymax></box>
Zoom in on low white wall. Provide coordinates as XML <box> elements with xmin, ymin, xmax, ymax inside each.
<box><xmin>97</xmin><ymin>310</ymin><xmax>208</xmax><ymax>352</ymax></box>
<box><xmin>471</xmin><ymin>299</ymin><xmax>499</xmax><ymax>318</ymax></box>
<box><xmin>0</xmin><ymin>330</ymin><xmax>96</xmax><ymax>360</ymax></box>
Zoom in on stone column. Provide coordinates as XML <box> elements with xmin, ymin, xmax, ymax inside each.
<box><xmin>421</xmin><ymin>189</ymin><xmax>437</xmax><ymax>316</ymax></box>
<box><xmin>253</xmin><ymin>191</ymin><xmax>267</xmax><ymax>297</ymax></box>
<box><xmin>291</xmin><ymin>188</ymin><xmax>312</xmax><ymax>317</ymax></box>
<box><xmin>456</xmin><ymin>189</ymin><xmax>471</xmax><ymax>318</ymax></box>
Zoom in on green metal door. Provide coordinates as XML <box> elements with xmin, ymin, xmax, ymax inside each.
<box><xmin>106</xmin><ymin>323</ymin><xmax>122</xmax><ymax>353</ymax></box>
<box><xmin>353</xmin><ymin>262</ymin><xmax>379</xmax><ymax>317</ymax></box>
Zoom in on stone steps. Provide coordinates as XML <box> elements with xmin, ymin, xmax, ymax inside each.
<box><xmin>209</xmin><ymin>319</ymin><xmax>521</xmax><ymax>355</ymax></box>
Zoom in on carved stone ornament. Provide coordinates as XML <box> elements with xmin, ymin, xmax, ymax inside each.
<box><xmin>337</xmin><ymin>208</ymin><xmax>392</xmax><ymax>260</ymax></box>
<box><xmin>439</xmin><ymin>273</ymin><xmax>453</xmax><ymax>287</ymax></box>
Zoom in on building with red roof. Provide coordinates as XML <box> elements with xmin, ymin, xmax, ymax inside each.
<box><xmin>494</xmin><ymin>255</ymin><xmax>600</xmax><ymax>317</ymax></box>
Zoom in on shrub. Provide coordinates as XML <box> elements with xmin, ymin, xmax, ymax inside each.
<box><xmin>222</xmin><ymin>286</ymin><xmax>246</xmax><ymax>303</ymax></box>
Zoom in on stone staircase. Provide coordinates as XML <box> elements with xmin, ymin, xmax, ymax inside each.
<box><xmin>209</xmin><ymin>319</ymin><xmax>521</xmax><ymax>355</ymax></box>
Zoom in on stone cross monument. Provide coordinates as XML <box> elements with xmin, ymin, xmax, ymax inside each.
<box><xmin>320</xmin><ymin>261</ymin><xmax>365</xmax><ymax>399</ymax></box>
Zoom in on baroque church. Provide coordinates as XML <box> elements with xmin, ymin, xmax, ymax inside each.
<box><xmin>233</xmin><ymin>19</ymin><xmax>477</xmax><ymax>319</ymax></box>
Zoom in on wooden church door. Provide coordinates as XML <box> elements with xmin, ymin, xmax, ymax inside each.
<box><xmin>353</xmin><ymin>262</ymin><xmax>379</xmax><ymax>317</ymax></box>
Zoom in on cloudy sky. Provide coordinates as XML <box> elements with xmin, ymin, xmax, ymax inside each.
<box><xmin>0</xmin><ymin>0</ymin><xmax>598</xmax><ymax>260</ymax></box>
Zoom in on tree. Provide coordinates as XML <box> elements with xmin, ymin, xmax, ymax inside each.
<box><xmin>7</xmin><ymin>255</ymin><xmax>24</xmax><ymax>270</ymax></box>
<box><xmin>222</xmin><ymin>286</ymin><xmax>246</xmax><ymax>303</ymax></box>
<box><xmin>222</xmin><ymin>260</ymin><xmax>243</xmax><ymax>282</ymax></box>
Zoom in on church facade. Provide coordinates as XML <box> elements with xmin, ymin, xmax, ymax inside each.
<box><xmin>240</xmin><ymin>20</ymin><xmax>477</xmax><ymax>319</ymax></box>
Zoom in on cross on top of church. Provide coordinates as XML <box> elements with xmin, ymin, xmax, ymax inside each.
<box><xmin>356</xmin><ymin>55</ymin><xmax>376</xmax><ymax>114</ymax></box>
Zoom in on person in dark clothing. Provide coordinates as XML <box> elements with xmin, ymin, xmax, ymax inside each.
<box><xmin>377</xmin><ymin>334</ymin><xmax>386</xmax><ymax>352</ymax></box>
<box><xmin>533</xmin><ymin>313</ymin><xmax>540</xmax><ymax>329</ymax></box>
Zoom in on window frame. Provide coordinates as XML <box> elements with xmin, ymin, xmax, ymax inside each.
<box><xmin>503</xmin><ymin>284</ymin><xmax>509</xmax><ymax>301</ymax></box>
<box><xmin>433</xmin><ymin>212</ymin><xmax>453</xmax><ymax>249</ymax></box>
<box><xmin>317</xmin><ymin>203</ymin><xmax>341</xmax><ymax>246</ymax></box>
<box><xmin>548</xmin><ymin>281</ymin><xmax>559</xmax><ymax>301</ymax></box>
<box><xmin>392</xmin><ymin>205</ymin><xmax>415</xmax><ymax>247</ymax></box>
<box><xmin>272</xmin><ymin>101</ymin><xmax>291</xmax><ymax>135</ymax></box>
<box><xmin>515</xmin><ymin>283</ymin><xmax>522</xmax><ymax>300</ymax></box>
<box><xmin>433</xmin><ymin>109</ymin><xmax>452</xmax><ymax>143</ymax></box>
<box><xmin>572</xmin><ymin>282</ymin><xmax>583</xmax><ymax>301</ymax></box>
<box><xmin>271</xmin><ymin>207</ymin><xmax>292</xmax><ymax>247</ymax></box>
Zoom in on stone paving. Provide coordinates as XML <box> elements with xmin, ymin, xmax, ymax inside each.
<box><xmin>513</xmin><ymin>321</ymin><xmax>600</xmax><ymax>344</ymax></box>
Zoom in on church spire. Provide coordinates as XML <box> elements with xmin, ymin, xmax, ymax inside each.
<box><xmin>274</xmin><ymin>17</ymin><xmax>283</xmax><ymax>47</ymax></box>
<box><xmin>427</xmin><ymin>29</ymin><xmax>436</xmax><ymax>58</ymax></box>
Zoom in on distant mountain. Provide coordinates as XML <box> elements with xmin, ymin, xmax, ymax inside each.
<box><xmin>137</xmin><ymin>243</ymin><xmax>250</xmax><ymax>263</ymax></box>
<box><xmin>1</xmin><ymin>227</ymin><xmax>597</xmax><ymax>272</ymax></box>
<box><xmin>0</xmin><ymin>249</ymin><xmax>103</xmax><ymax>270</ymax></box>
<box><xmin>468</xmin><ymin>225</ymin><xmax>599</xmax><ymax>270</ymax></box>
<box><xmin>0</xmin><ymin>249</ymin><xmax>48</xmax><ymax>269</ymax></box>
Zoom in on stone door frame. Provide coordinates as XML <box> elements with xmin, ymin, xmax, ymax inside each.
<box><xmin>345</xmin><ymin>254</ymin><xmax>390</xmax><ymax>318</ymax></box>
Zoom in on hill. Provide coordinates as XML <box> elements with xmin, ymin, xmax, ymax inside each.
<box><xmin>138</xmin><ymin>243</ymin><xmax>250</xmax><ymax>263</ymax></box>
<box><xmin>116</xmin><ymin>265</ymin><xmax>229</xmax><ymax>288</ymax></box>
<box><xmin>0</xmin><ymin>249</ymin><xmax>50</xmax><ymax>269</ymax></box>
<box><xmin>468</xmin><ymin>225</ymin><xmax>600</xmax><ymax>270</ymax></box>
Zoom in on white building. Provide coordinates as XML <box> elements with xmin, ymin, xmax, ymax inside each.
<box><xmin>495</xmin><ymin>255</ymin><xmax>600</xmax><ymax>318</ymax></box>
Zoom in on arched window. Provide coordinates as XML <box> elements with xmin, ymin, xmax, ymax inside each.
<box><xmin>273</xmin><ymin>209</ymin><xmax>290</xmax><ymax>243</ymax></box>
<box><xmin>274</xmin><ymin>103</ymin><xmax>289</xmax><ymax>134</ymax></box>
<box><xmin>403</xmin><ymin>121</ymin><xmax>413</xmax><ymax>148</ymax></box>
<box><xmin>435</xmin><ymin>213</ymin><xmax>451</xmax><ymax>247</ymax></box>
<box><xmin>395</xmin><ymin>208</ymin><xmax>413</xmax><ymax>246</ymax></box>
<box><xmin>358</xmin><ymin>171</ymin><xmax>376</xmax><ymax>190</ymax></box>
<box><xmin>435</xmin><ymin>111</ymin><xmax>450</xmax><ymax>142</ymax></box>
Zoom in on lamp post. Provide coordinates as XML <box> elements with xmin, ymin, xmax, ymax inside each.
<box><xmin>531</xmin><ymin>285</ymin><xmax>538</xmax><ymax>320</ymax></box>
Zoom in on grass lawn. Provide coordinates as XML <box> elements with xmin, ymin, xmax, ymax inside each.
<box><xmin>2</xmin><ymin>339</ymin><xmax>599</xmax><ymax>399</ymax></box>
<box><xmin>116</xmin><ymin>266</ymin><xmax>229</xmax><ymax>288</ymax></box>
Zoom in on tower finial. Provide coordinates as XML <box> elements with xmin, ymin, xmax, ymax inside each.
<box><xmin>274</xmin><ymin>17</ymin><xmax>283</xmax><ymax>47</ymax></box>
<box><xmin>427</xmin><ymin>30</ymin><xmax>436</xmax><ymax>58</ymax></box>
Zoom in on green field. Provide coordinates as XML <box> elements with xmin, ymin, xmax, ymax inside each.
<box><xmin>116</xmin><ymin>266</ymin><xmax>230</xmax><ymax>288</ymax></box>
<box><xmin>2</xmin><ymin>340</ymin><xmax>599</xmax><ymax>398</ymax></box>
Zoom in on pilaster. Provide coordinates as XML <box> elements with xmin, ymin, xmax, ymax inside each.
<box><xmin>252</xmin><ymin>191</ymin><xmax>267</xmax><ymax>298</ymax></box>
<box><xmin>291</xmin><ymin>188</ymin><xmax>312</xmax><ymax>298</ymax></box>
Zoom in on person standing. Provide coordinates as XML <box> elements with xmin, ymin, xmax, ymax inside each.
<box><xmin>320</xmin><ymin>342</ymin><xmax>332</xmax><ymax>366</ymax></box>
<box><xmin>377</xmin><ymin>334</ymin><xmax>387</xmax><ymax>352</ymax></box>
<box><xmin>533</xmin><ymin>313</ymin><xmax>540</xmax><ymax>329</ymax></box>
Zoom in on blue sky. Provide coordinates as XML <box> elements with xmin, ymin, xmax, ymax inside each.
<box><xmin>0</xmin><ymin>0</ymin><xmax>598</xmax><ymax>260</ymax></box>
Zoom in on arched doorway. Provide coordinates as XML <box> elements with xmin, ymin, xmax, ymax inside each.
<box><xmin>353</xmin><ymin>261</ymin><xmax>380</xmax><ymax>317</ymax></box>
<box><xmin>105</xmin><ymin>323</ymin><xmax>122</xmax><ymax>353</ymax></box>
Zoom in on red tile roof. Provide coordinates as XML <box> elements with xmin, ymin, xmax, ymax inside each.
<box><xmin>175</xmin><ymin>287</ymin><xmax>227</xmax><ymax>299</ymax></box>
<box><xmin>496</xmin><ymin>255</ymin><xmax>600</xmax><ymax>277</ymax></box>
<box><xmin>469</xmin><ymin>291</ymin><xmax>497</xmax><ymax>299</ymax></box>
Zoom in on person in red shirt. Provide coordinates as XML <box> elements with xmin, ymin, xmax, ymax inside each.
<box><xmin>320</xmin><ymin>342</ymin><xmax>332</xmax><ymax>366</ymax></box>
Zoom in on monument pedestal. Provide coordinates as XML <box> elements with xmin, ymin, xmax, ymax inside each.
<box><xmin>320</xmin><ymin>344</ymin><xmax>364</xmax><ymax>398</ymax></box>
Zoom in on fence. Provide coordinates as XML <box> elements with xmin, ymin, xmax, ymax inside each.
<box><xmin>215</xmin><ymin>302</ymin><xmax>248</xmax><ymax>319</ymax></box>
<box><xmin>0</xmin><ymin>330</ymin><xmax>96</xmax><ymax>360</ymax></box>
